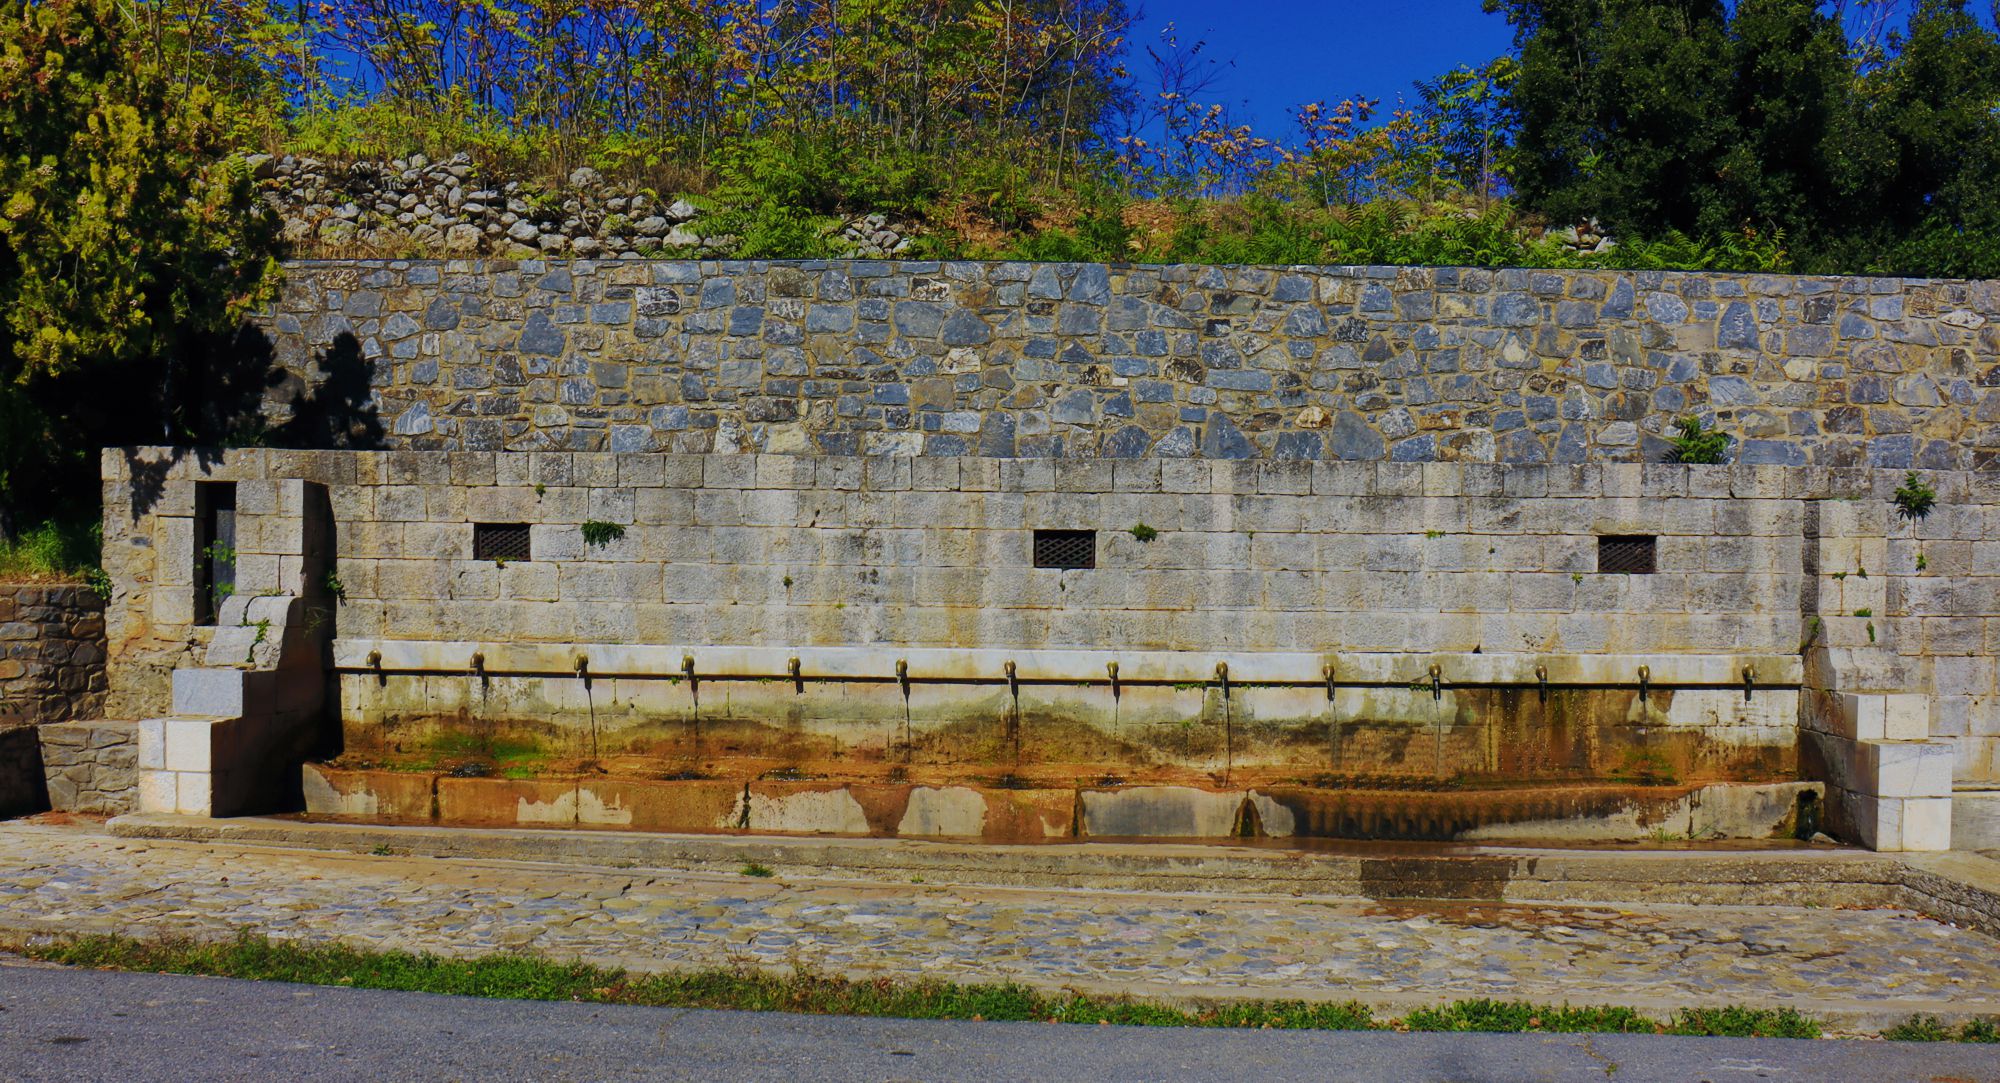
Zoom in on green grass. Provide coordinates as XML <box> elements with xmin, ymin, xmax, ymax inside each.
<box><xmin>1399</xmin><ymin>1000</ymin><xmax>1819</xmax><ymax>1038</ymax></box>
<box><xmin>1</xmin><ymin>932</ymin><xmax>1930</xmax><ymax>1038</ymax></box>
<box><xmin>0</xmin><ymin>519</ymin><xmax>105</xmax><ymax>588</ymax></box>
<box><xmin>1882</xmin><ymin>1014</ymin><xmax>2000</xmax><ymax>1043</ymax></box>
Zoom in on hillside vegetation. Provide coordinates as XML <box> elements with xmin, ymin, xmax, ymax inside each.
<box><xmin>92</xmin><ymin>0</ymin><xmax>2000</xmax><ymax>276</ymax></box>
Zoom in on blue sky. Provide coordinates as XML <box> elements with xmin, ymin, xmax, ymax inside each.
<box><xmin>1126</xmin><ymin>1</ymin><xmax>1518</xmax><ymax>137</ymax></box>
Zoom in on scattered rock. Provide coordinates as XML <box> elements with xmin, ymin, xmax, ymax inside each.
<box><xmin>258</xmin><ymin>155</ymin><xmax>758</xmax><ymax>258</ymax></box>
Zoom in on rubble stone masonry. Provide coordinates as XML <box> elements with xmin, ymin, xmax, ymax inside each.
<box><xmin>259</xmin><ymin>260</ymin><xmax>2000</xmax><ymax>466</ymax></box>
<box><xmin>0</xmin><ymin>584</ymin><xmax>109</xmax><ymax>814</ymax></box>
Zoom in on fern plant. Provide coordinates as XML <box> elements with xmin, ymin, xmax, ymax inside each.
<box><xmin>1665</xmin><ymin>415</ymin><xmax>1729</xmax><ymax>464</ymax></box>
<box><xmin>579</xmin><ymin>520</ymin><xmax>627</xmax><ymax>548</ymax></box>
<box><xmin>1893</xmin><ymin>472</ymin><xmax>1936</xmax><ymax>522</ymax></box>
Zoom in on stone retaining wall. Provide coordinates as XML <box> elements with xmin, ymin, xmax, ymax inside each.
<box><xmin>0</xmin><ymin>584</ymin><xmax>108</xmax><ymax>815</ymax></box>
<box><xmin>0</xmin><ymin>584</ymin><xmax>107</xmax><ymax>725</ymax></box>
<box><xmin>36</xmin><ymin>721</ymin><xmax>138</xmax><ymax>815</ymax></box>
<box><xmin>260</xmin><ymin>260</ymin><xmax>2000</xmax><ymax>466</ymax></box>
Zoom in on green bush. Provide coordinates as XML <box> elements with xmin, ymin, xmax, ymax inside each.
<box><xmin>0</xmin><ymin>519</ymin><xmax>104</xmax><ymax>586</ymax></box>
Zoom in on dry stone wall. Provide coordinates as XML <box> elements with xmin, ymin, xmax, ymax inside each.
<box><xmin>259</xmin><ymin>260</ymin><xmax>2000</xmax><ymax>467</ymax></box>
<box><xmin>0</xmin><ymin>584</ymin><xmax>109</xmax><ymax>815</ymax></box>
<box><xmin>0</xmin><ymin>584</ymin><xmax>108</xmax><ymax>725</ymax></box>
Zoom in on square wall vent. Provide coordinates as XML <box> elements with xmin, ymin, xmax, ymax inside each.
<box><xmin>1033</xmin><ymin>530</ymin><xmax>1096</xmax><ymax>570</ymax></box>
<box><xmin>474</xmin><ymin>523</ymin><xmax>533</xmax><ymax>562</ymax></box>
<box><xmin>1597</xmin><ymin>535</ymin><xmax>1657</xmax><ymax>574</ymax></box>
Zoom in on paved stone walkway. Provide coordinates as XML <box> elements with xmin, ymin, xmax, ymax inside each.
<box><xmin>2</xmin><ymin>823</ymin><xmax>1997</xmax><ymax>1021</ymax></box>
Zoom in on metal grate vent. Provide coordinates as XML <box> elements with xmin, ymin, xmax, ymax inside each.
<box><xmin>1597</xmin><ymin>535</ymin><xmax>1657</xmax><ymax>574</ymax></box>
<box><xmin>1033</xmin><ymin>529</ymin><xmax>1097</xmax><ymax>570</ymax></box>
<box><xmin>474</xmin><ymin>523</ymin><xmax>533</xmax><ymax>562</ymax></box>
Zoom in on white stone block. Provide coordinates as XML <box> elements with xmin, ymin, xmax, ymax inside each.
<box><xmin>1901</xmin><ymin>797</ymin><xmax>1953</xmax><ymax>851</ymax></box>
<box><xmin>175</xmin><ymin>772</ymin><xmax>213</xmax><ymax>816</ymax></box>
<box><xmin>1833</xmin><ymin>693</ymin><xmax>1886</xmax><ymax>741</ymax></box>
<box><xmin>137</xmin><ymin>719</ymin><xmax>166</xmax><ymax>770</ymax></box>
<box><xmin>1867</xmin><ymin>740</ymin><xmax>1955</xmax><ymax>799</ymax></box>
<box><xmin>173</xmin><ymin>668</ymin><xmax>244</xmax><ymax>717</ymax></box>
<box><xmin>136</xmin><ymin>770</ymin><xmax>177</xmax><ymax>814</ymax></box>
<box><xmin>1883</xmin><ymin>694</ymin><xmax>1930</xmax><ymax>741</ymax></box>
<box><xmin>163</xmin><ymin>718</ymin><xmax>214</xmax><ymax>773</ymax></box>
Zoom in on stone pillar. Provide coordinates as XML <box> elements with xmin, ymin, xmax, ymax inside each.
<box><xmin>1800</xmin><ymin>500</ymin><xmax>1955</xmax><ymax>850</ymax></box>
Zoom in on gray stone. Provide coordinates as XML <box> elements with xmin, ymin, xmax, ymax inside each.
<box><xmin>518</xmin><ymin>312</ymin><xmax>565</xmax><ymax>356</ymax></box>
<box><xmin>1328</xmin><ymin>411</ymin><xmax>1385</xmax><ymax>461</ymax></box>
<box><xmin>1200</xmin><ymin>415</ymin><xmax>1255</xmax><ymax>459</ymax></box>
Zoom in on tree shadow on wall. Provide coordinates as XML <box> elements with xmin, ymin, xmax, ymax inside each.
<box><xmin>125</xmin><ymin>328</ymin><xmax>383</xmax><ymax>520</ymax></box>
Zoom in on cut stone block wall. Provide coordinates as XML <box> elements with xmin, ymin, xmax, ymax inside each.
<box><xmin>98</xmin><ymin>448</ymin><xmax>2000</xmax><ymax>842</ymax></box>
<box><xmin>258</xmin><ymin>260</ymin><xmax>2000</xmax><ymax>466</ymax></box>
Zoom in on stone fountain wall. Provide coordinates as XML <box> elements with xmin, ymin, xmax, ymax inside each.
<box><xmin>98</xmin><ymin>447</ymin><xmax>2000</xmax><ymax>845</ymax></box>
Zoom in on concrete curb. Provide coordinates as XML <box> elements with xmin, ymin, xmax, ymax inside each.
<box><xmin>106</xmin><ymin>814</ymin><xmax>2000</xmax><ymax>937</ymax></box>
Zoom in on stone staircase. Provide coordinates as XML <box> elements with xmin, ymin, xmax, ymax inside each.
<box><xmin>42</xmin><ymin>594</ymin><xmax>325</xmax><ymax>818</ymax></box>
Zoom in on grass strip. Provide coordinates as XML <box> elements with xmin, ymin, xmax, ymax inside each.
<box><xmin>1882</xmin><ymin>1015</ymin><xmax>2000</xmax><ymax>1043</ymax></box>
<box><xmin>0</xmin><ymin>932</ymin><xmax>1870</xmax><ymax>1038</ymax></box>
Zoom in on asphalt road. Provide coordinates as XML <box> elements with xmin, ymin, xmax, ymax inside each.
<box><xmin>1</xmin><ymin>961</ymin><xmax>1995</xmax><ymax>1083</ymax></box>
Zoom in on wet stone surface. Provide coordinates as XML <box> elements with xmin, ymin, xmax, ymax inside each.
<box><xmin>2</xmin><ymin>822</ymin><xmax>1996</xmax><ymax>1013</ymax></box>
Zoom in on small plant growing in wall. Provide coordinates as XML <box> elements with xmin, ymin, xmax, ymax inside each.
<box><xmin>322</xmin><ymin>569</ymin><xmax>347</xmax><ymax>601</ymax></box>
<box><xmin>1665</xmin><ymin>415</ymin><xmax>1730</xmax><ymax>464</ymax></box>
<box><xmin>1129</xmin><ymin>523</ymin><xmax>1158</xmax><ymax>543</ymax></box>
<box><xmin>245</xmin><ymin>618</ymin><xmax>272</xmax><ymax>664</ymax></box>
<box><xmin>580</xmin><ymin>520</ymin><xmax>627</xmax><ymax>548</ymax></box>
<box><xmin>1893</xmin><ymin>471</ymin><xmax>1937</xmax><ymax>521</ymax></box>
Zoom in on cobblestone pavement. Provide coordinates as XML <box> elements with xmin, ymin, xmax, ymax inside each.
<box><xmin>2</xmin><ymin>823</ymin><xmax>1997</xmax><ymax>1019</ymax></box>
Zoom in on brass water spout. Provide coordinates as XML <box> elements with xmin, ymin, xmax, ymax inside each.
<box><xmin>1428</xmin><ymin>663</ymin><xmax>1443</xmax><ymax>703</ymax></box>
<box><xmin>1004</xmin><ymin>659</ymin><xmax>1018</xmax><ymax>698</ymax></box>
<box><xmin>367</xmin><ymin>650</ymin><xmax>385</xmax><ymax>687</ymax></box>
<box><xmin>1215</xmin><ymin>661</ymin><xmax>1231</xmax><ymax>700</ymax></box>
<box><xmin>788</xmin><ymin>656</ymin><xmax>803</xmax><ymax>695</ymax></box>
<box><xmin>1637</xmin><ymin>664</ymin><xmax>1651</xmax><ymax>702</ymax></box>
<box><xmin>1323</xmin><ymin>661</ymin><xmax>1337</xmax><ymax>702</ymax></box>
<box><xmin>896</xmin><ymin>659</ymin><xmax>911</xmax><ymax>699</ymax></box>
<box><xmin>574</xmin><ymin>654</ymin><xmax>590</xmax><ymax>688</ymax></box>
<box><xmin>1534</xmin><ymin>664</ymin><xmax>1549</xmax><ymax>704</ymax></box>
<box><xmin>1742</xmin><ymin>663</ymin><xmax>1757</xmax><ymax>702</ymax></box>
<box><xmin>470</xmin><ymin>652</ymin><xmax>486</xmax><ymax>677</ymax></box>
<box><xmin>1107</xmin><ymin>661</ymin><xmax>1121</xmax><ymax>701</ymax></box>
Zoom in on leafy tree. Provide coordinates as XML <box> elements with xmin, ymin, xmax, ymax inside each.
<box><xmin>0</xmin><ymin>0</ymin><xmax>280</xmax><ymax>537</ymax></box>
<box><xmin>1842</xmin><ymin>0</ymin><xmax>2000</xmax><ymax>277</ymax></box>
<box><xmin>1493</xmin><ymin>0</ymin><xmax>2000</xmax><ymax>275</ymax></box>
<box><xmin>1413</xmin><ymin>57</ymin><xmax>1521</xmax><ymax>206</ymax></box>
<box><xmin>1487</xmin><ymin>0</ymin><xmax>1741</xmax><ymax>237</ymax></box>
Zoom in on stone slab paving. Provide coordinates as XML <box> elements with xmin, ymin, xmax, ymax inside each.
<box><xmin>2</xmin><ymin>822</ymin><xmax>1997</xmax><ymax>1026</ymax></box>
